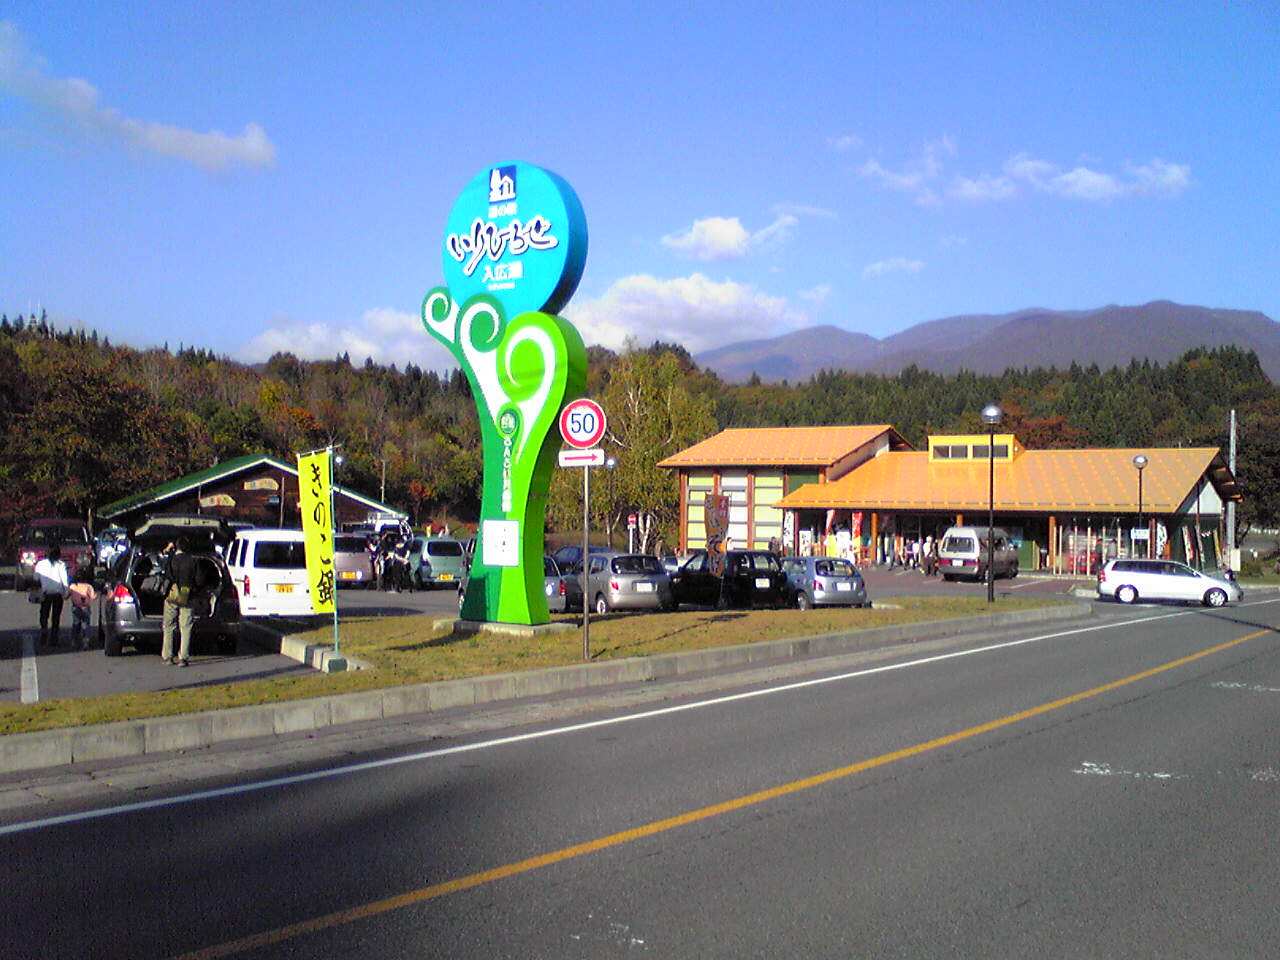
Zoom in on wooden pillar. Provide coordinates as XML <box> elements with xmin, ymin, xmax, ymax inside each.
<box><xmin>1048</xmin><ymin>515</ymin><xmax>1057</xmax><ymax>572</ymax></box>
<box><xmin>678</xmin><ymin>472</ymin><xmax>689</xmax><ymax>554</ymax></box>
<box><xmin>746</xmin><ymin>472</ymin><xmax>756</xmax><ymax>549</ymax></box>
<box><xmin>870</xmin><ymin>512</ymin><xmax>879</xmax><ymax>565</ymax></box>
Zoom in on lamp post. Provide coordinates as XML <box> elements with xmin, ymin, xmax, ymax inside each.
<box><xmin>981</xmin><ymin>404</ymin><xmax>1002</xmax><ymax>603</ymax></box>
<box><xmin>1132</xmin><ymin>454</ymin><xmax>1148</xmax><ymax>558</ymax></box>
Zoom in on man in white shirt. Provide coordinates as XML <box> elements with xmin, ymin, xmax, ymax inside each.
<box><xmin>33</xmin><ymin>544</ymin><xmax>70</xmax><ymax>646</ymax></box>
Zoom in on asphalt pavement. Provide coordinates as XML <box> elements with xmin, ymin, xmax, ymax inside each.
<box><xmin>3</xmin><ymin>594</ymin><xmax>1278</xmax><ymax>957</ymax></box>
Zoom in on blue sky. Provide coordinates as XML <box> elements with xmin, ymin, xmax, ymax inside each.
<box><xmin>2</xmin><ymin>1</ymin><xmax>1278</xmax><ymax>370</ymax></box>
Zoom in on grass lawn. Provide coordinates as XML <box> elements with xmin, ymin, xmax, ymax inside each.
<box><xmin>0</xmin><ymin>595</ymin><xmax>1075</xmax><ymax>736</ymax></box>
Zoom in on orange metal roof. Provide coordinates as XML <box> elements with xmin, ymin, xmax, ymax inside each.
<box><xmin>775</xmin><ymin>447</ymin><xmax>1238</xmax><ymax>513</ymax></box>
<box><xmin>657</xmin><ymin>425</ymin><xmax>905</xmax><ymax>468</ymax></box>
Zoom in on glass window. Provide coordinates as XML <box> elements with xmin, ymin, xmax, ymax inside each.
<box><xmin>335</xmin><ymin>536</ymin><xmax>366</xmax><ymax>552</ymax></box>
<box><xmin>816</xmin><ymin>559</ymin><xmax>856</xmax><ymax>577</ymax></box>
<box><xmin>253</xmin><ymin>541</ymin><xmax>307</xmax><ymax>569</ymax></box>
<box><xmin>613</xmin><ymin>555</ymin><xmax>662</xmax><ymax>575</ymax></box>
<box><xmin>543</xmin><ymin>557</ymin><xmax>559</xmax><ymax>577</ymax></box>
<box><xmin>426</xmin><ymin>541</ymin><xmax>464</xmax><ymax>557</ymax></box>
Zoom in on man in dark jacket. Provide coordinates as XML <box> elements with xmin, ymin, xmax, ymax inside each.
<box><xmin>161</xmin><ymin>536</ymin><xmax>201</xmax><ymax>666</ymax></box>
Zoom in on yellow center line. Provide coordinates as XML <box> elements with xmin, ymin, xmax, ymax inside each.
<box><xmin>172</xmin><ymin>628</ymin><xmax>1270</xmax><ymax>960</ymax></box>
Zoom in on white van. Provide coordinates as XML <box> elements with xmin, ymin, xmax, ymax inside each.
<box><xmin>223</xmin><ymin>529</ymin><xmax>315</xmax><ymax>617</ymax></box>
<box><xmin>937</xmin><ymin>526</ymin><xmax>1018</xmax><ymax>581</ymax></box>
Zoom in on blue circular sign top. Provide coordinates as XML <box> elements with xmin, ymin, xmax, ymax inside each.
<box><xmin>442</xmin><ymin>162</ymin><xmax>588</xmax><ymax>318</ymax></box>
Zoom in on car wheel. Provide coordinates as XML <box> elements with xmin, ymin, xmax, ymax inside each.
<box><xmin>1008</xmin><ymin>563</ymin><xmax>1018</xmax><ymax>579</ymax></box>
<box><xmin>1116</xmin><ymin>585</ymin><xmax>1139</xmax><ymax>604</ymax></box>
<box><xmin>1203</xmin><ymin>588</ymin><xmax>1228</xmax><ymax>608</ymax></box>
<box><xmin>103</xmin><ymin>631</ymin><xmax>122</xmax><ymax>657</ymax></box>
<box><xmin>941</xmin><ymin>573</ymin><xmax>955</xmax><ymax>582</ymax></box>
<box><xmin>594</xmin><ymin>594</ymin><xmax>609</xmax><ymax>615</ymax></box>
<box><xmin>796</xmin><ymin>591</ymin><xmax>812</xmax><ymax>610</ymax></box>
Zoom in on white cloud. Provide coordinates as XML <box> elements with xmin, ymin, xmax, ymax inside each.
<box><xmin>661</xmin><ymin>211</ymin><xmax>808</xmax><ymax>260</ymax></box>
<box><xmin>857</xmin><ymin>136</ymin><xmax>955</xmax><ymax>206</ymax></box>
<box><xmin>661</xmin><ymin>217</ymin><xmax>751</xmax><ymax>260</ymax></box>
<box><xmin>563</xmin><ymin>273</ymin><xmax>804</xmax><ymax>353</ymax></box>
<box><xmin>773</xmin><ymin>203</ymin><xmax>837</xmax><ymax>219</ymax></box>
<box><xmin>857</xmin><ymin>137</ymin><xmax>1190</xmax><ymax>205</ymax></box>
<box><xmin>0</xmin><ymin>21</ymin><xmax>275</xmax><ymax>172</ymax></box>
<box><xmin>949</xmin><ymin>173</ymin><xmax>1017</xmax><ymax>201</ymax></box>
<box><xmin>239</xmin><ymin>308</ymin><xmax>455</xmax><ymax>370</ymax></box>
<box><xmin>941</xmin><ymin>235</ymin><xmax>970</xmax><ymax>248</ymax></box>
<box><xmin>827</xmin><ymin>133</ymin><xmax>862</xmax><ymax>152</ymax></box>
<box><xmin>863</xmin><ymin>258</ymin><xmax>924</xmax><ymax>279</ymax></box>
<box><xmin>797</xmin><ymin>283</ymin><xmax>833</xmax><ymax>305</ymax></box>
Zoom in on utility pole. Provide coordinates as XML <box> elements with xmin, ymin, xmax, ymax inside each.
<box><xmin>1227</xmin><ymin>408</ymin><xmax>1237</xmax><ymax>568</ymax></box>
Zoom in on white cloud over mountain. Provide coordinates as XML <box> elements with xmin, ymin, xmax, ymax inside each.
<box><xmin>0</xmin><ymin>20</ymin><xmax>275</xmax><ymax>172</ymax></box>
<box><xmin>857</xmin><ymin>135</ymin><xmax>1189</xmax><ymax>205</ymax></box>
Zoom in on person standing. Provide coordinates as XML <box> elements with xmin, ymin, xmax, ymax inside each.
<box><xmin>161</xmin><ymin>536</ymin><xmax>200</xmax><ymax>666</ymax></box>
<box><xmin>34</xmin><ymin>545</ymin><xmax>70</xmax><ymax>645</ymax></box>
<box><xmin>68</xmin><ymin>574</ymin><xmax>97</xmax><ymax>650</ymax></box>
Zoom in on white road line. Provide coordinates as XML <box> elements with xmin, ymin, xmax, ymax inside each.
<box><xmin>20</xmin><ymin>634</ymin><xmax>39</xmax><ymax>704</ymax></box>
<box><xmin>0</xmin><ymin>605</ymin><xmax>1218</xmax><ymax>838</ymax></box>
<box><xmin>1075</xmin><ymin>761</ymin><xmax>1280</xmax><ymax>784</ymax></box>
<box><xmin>1210</xmin><ymin>680</ymin><xmax>1280</xmax><ymax>694</ymax></box>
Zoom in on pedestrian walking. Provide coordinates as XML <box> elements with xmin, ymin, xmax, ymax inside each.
<box><xmin>923</xmin><ymin>536</ymin><xmax>938</xmax><ymax>577</ymax></box>
<box><xmin>33</xmin><ymin>545</ymin><xmax>70</xmax><ymax>645</ymax></box>
<box><xmin>161</xmin><ymin>535</ymin><xmax>202</xmax><ymax>666</ymax></box>
<box><xmin>68</xmin><ymin>574</ymin><xmax>97</xmax><ymax>650</ymax></box>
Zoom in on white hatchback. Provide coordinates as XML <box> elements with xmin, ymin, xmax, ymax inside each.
<box><xmin>1096</xmin><ymin>558</ymin><xmax>1242</xmax><ymax>608</ymax></box>
<box><xmin>224</xmin><ymin>529</ymin><xmax>316</xmax><ymax>617</ymax></box>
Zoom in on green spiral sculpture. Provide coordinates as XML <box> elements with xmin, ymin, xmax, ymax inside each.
<box><xmin>423</xmin><ymin>162</ymin><xmax>588</xmax><ymax>625</ymax></box>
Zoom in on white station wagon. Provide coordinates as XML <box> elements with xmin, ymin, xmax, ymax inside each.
<box><xmin>1096</xmin><ymin>558</ymin><xmax>1242</xmax><ymax>608</ymax></box>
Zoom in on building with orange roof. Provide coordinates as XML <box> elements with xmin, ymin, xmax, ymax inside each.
<box><xmin>660</xmin><ymin>426</ymin><xmax>1241</xmax><ymax>573</ymax></box>
<box><xmin>656</xmin><ymin>425</ymin><xmax>911</xmax><ymax>555</ymax></box>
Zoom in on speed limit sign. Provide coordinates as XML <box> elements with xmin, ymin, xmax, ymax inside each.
<box><xmin>559</xmin><ymin>398</ymin><xmax>607</xmax><ymax>449</ymax></box>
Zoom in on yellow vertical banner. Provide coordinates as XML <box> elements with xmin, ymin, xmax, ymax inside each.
<box><xmin>297</xmin><ymin>450</ymin><xmax>336</xmax><ymax>615</ymax></box>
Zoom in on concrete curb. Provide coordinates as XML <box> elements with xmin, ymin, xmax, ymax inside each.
<box><xmin>0</xmin><ymin>602</ymin><xmax>1092</xmax><ymax>775</ymax></box>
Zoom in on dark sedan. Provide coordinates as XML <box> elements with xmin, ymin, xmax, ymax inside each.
<box><xmin>670</xmin><ymin>549</ymin><xmax>790</xmax><ymax>610</ymax></box>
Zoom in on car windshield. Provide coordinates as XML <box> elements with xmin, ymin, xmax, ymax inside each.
<box><xmin>942</xmin><ymin>536</ymin><xmax>975</xmax><ymax>553</ymax></box>
<box><xmin>815</xmin><ymin>559</ymin><xmax>856</xmax><ymax>577</ymax></box>
<box><xmin>253</xmin><ymin>541</ymin><xmax>307</xmax><ymax>569</ymax></box>
<box><xmin>426</xmin><ymin>541</ymin><xmax>464</xmax><ymax>557</ymax></box>
<box><xmin>744</xmin><ymin>553</ymin><xmax>781</xmax><ymax>572</ymax></box>
<box><xmin>612</xmin><ymin>555</ymin><xmax>662</xmax><ymax>575</ymax></box>
<box><xmin>24</xmin><ymin>524</ymin><xmax>90</xmax><ymax>543</ymax></box>
<box><xmin>543</xmin><ymin>557</ymin><xmax>560</xmax><ymax>577</ymax></box>
<box><xmin>335</xmin><ymin>536</ymin><xmax>367</xmax><ymax>552</ymax></box>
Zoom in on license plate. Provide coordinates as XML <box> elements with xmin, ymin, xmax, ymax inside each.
<box><xmin>836</xmin><ymin>582</ymin><xmax>852</xmax><ymax>591</ymax></box>
<box><xmin>272</xmin><ymin>584</ymin><xmax>294</xmax><ymax>594</ymax></box>
<box><xmin>755</xmin><ymin>577</ymin><xmax>770</xmax><ymax>589</ymax></box>
<box><xmin>438</xmin><ymin>573</ymin><xmax>453</xmax><ymax>581</ymax></box>
<box><xmin>339</xmin><ymin>571</ymin><xmax>357</xmax><ymax>580</ymax></box>
<box><xmin>636</xmin><ymin>581</ymin><xmax>655</xmax><ymax>593</ymax></box>
<box><xmin>951</xmin><ymin>559</ymin><xmax>964</xmax><ymax>566</ymax></box>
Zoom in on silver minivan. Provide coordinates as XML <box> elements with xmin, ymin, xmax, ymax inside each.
<box><xmin>937</xmin><ymin>525</ymin><xmax>1018</xmax><ymax>581</ymax></box>
<box><xmin>1097</xmin><ymin>558</ymin><xmax>1241</xmax><ymax>607</ymax></box>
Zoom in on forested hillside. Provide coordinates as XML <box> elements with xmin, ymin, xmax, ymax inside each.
<box><xmin>3</xmin><ymin>312</ymin><xmax>1278</xmax><ymax>557</ymax></box>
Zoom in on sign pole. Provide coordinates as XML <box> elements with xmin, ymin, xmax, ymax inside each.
<box><xmin>582</xmin><ymin>461</ymin><xmax>590</xmax><ymax>661</ymax></box>
<box><xmin>328</xmin><ymin>448</ymin><xmax>341</xmax><ymax>659</ymax></box>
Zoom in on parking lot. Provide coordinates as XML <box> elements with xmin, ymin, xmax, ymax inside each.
<box><xmin>0</xmin><ymin>577</ymin><xmax>462</xmax><ymax>705</ymax></box>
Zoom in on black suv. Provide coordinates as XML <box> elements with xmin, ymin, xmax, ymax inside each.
<box><xmin>670</xmin><ymin>549</ymin><xmax>790</xmax><ymax>610</ymax></box>
<box><xmin>99</xmin><ymin>515</ymin><xmax>241</xmax><ymax>657</ymax></box>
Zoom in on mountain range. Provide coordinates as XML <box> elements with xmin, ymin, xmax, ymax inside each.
<box><xmin>694</xmin><ymin>302</ymin><xmax>1280</xmax><ymax>383</ymax></box>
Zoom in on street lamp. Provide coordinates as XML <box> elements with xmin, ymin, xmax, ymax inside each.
<box><xmin>1132</xmin><ymin>454</ymin><xmax>1148</xmax><ymax>558</ymax></box>
<box><xmin>981</xmin><ymin>404</ymin><xmax>1002</xmax><ymax>603</ymax></box>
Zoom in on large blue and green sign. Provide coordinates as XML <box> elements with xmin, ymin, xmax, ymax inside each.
<box><xmin>423</xmin><ymin>162</ymin><xmax>588</xmax><ymax>625</ymax></box>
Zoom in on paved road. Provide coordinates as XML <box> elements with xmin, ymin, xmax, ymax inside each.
<box><xmin>2</xmin><ymin>595</ymin><xmax>1277</xmax><ymax>958</ymax></box>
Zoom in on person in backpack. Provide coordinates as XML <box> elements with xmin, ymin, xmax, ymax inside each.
<box><xmin>33</xmin><ymin>543</ymin><xmax>70</xmax><ymax>646</ymax></box>
<box><xmin>161</xmin><ymin>536</ymin><xmax>200</xmax><ymax>666</ymax></box>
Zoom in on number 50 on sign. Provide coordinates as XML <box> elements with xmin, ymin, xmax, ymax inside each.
<box><xmin>559</xmin><ymin>398</ymin><xmax>606</xmax><ymax>449</ymax></box>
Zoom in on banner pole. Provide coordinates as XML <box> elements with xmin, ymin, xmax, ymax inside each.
<box><xmin>329</xmin><ymin>447</ymin><xmax>340</xmax><ymax>659</ymax></box>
